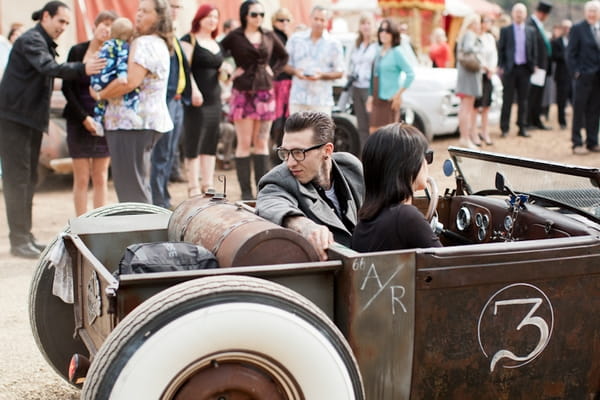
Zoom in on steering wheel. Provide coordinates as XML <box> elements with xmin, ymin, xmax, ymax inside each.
<box><xmin>425</xmin><ymin>176</ymin><xmax>439</xmax><ymax>222</ymax></box>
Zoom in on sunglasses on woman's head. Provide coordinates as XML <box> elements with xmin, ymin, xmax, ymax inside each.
<box><xmin>249</xmin><ymin>12</ymin><xmax>265</xmax><ymax>18</ymax></box>
<box><xmin>425</xmin><ymin>149</ymin><xmax>434</xmax><ymax>165</ymax></box>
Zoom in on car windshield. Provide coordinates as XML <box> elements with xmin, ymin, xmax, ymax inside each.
<box><xmin>449</xmin><ymin>147</ymin><xmax>600</xmax><ymax>220</ymax></box>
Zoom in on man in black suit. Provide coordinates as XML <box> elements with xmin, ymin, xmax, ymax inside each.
<box><xmin>551</xmin><ymin>20</ymin><xmax>572</xmax><ymax>130</ymax></box>
<box><xmin>566</xmin><ymin>0</ymin><xmax>600</xmax><ymax>154</ymax></box>
<box><xmin>527</xmin><ymin>1</ymin><xmax>553</xmax><ymax>130</ymax></box>
<box><xmin>497</xmin><ymin>3</ymin><xmax>537</xmax><ymax>137</ymax></box>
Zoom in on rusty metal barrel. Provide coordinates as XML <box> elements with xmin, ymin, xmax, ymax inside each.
<box><xmin>168</xmin><ymin>195</ymin><xmax>319</xmax><ymax>267</ymax></box>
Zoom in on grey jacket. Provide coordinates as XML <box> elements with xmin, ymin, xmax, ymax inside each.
<box><xmin>256</xmin><ymin>152</ymin><xmax>364</xmax><ymax>246</ymax></box>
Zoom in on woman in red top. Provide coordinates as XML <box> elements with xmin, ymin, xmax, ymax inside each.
<box><xmin>429</xmin><ymin>27</ymin><xmax>450</xmax><ymax>68</ymax></box>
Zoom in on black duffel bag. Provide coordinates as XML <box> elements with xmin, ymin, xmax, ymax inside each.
<box><xmin>118</xmin><ymin>242</ymin><xmax>218</xmax><ymax>275</ymax></box>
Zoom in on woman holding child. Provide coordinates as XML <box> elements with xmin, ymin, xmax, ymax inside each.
<box><xmin>62</xmin><ymin>10</ymin><xmax>117</xmax><ymax>216</ymax></box>
<box><xmin>92</xmin><ymin>0</ymin><xmax>173</xmax><ymax>204</ymax></box>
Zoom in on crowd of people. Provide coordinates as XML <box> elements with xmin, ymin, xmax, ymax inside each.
<box><xmin>0</xmin><ymin>0</ymin><xmax>598</xmax><ymax>260</ymax></box>
<box><xmin>456</xmin><ymin>0</ymin><xmax>600</xmax><ymax>155</ymax></box>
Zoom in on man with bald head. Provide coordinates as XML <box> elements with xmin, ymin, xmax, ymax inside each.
<box><xmin>497</xmin><ymin>3</ymin><xmax>537</xmax><ymax>138</ymax></box>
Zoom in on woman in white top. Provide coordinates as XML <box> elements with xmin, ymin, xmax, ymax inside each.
<box><xmin>473</xmin><ymin>16</ymin><xmax>498</xmax><ymax>145</ymax></box>
<box><xmin>348</xmin><ymin>13</ymin><xmax>378</xmax><ymax>148</ymax></box>
<box><xmin>93</xmin><ymin>0</ymin><xmax>173</xmax><ymax>203</ymax></box>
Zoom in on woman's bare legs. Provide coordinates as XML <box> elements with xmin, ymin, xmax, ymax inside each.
<box><xmin>199</xmin><ymin>154</ymin><xmax>216</xmax><ymax>192</ymax></box>
<box><xmin>72</xmin><ymin>158</ymin><xmax>91</xmax><ymax>216</ymax></box>
<box><xmin>469</xmin><ymin>107</ymin><xmax>482</xmax><ymax>145</ymax></box>
<box><xmin>184</xmin><ymin>156</ymin><xmax>201</xmax><ymax>197</ymax></box>
<box><xmin>90</xmin><ymin>157</ymin><xmax>110</xmax><ymax>209</ymax></box>
<box><xmin>458</xmin><ymin>96</ymin><xmax>477</xmax><ymax>149</ymax></box>
<box><xmin>480</xmin><ymin>106</ymin><xmax>492</xmax><ymax>144</ymax></box>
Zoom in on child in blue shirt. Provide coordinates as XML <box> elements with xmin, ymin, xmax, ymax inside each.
<box><xmin>91</xmin><ymin>17</ymin><xmax>139</xmax><ymax>136</ymax></box>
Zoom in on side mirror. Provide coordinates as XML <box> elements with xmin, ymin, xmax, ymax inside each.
<box><xmin>443</xmin><ymin>159</ymin><xmax>455</xmax><ymax>177</ymax></box>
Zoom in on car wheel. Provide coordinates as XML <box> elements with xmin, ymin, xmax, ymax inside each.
<box><xmin>81</xmin><ymin>275</ymin><xmax>365</xmax><ymax>400</ymax></box>
<box><xmin>28</xmin><ymin>203</ymin><xmax>171</xmax><ymax>385</ymax></box>
<box><xmin>400</xmin><ymin>109</ymin><xmax>431</xmax><ymax>141</ymax></box>
<box><xmin>333</xmin><ymin>113</ymin><xmax>361</xmax><ymax>156</ymax></box>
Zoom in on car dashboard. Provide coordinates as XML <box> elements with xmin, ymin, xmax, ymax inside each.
<box><xmin>437</xmin><ymin>195</ymin><xmax>599</xmax><ymax>245</ymax></box>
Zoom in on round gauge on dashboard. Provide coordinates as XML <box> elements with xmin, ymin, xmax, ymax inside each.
<box><xmin>456</xmin><ymin>206</ymin><xmax>471</xmax><ymax>231</ymax></box>
<box><xmin>478</xmin><ymin>226</ymin><xmax>486</xmax><ymax>241</ymax></box>
<box><xmin>482</xmin><ymin>214</ymin><xmax>490</xmax><ymax>228</ymax></box>
<box><xmin>504</xmin><ymin>215</ymin><xmax>513</xmax><ymax>230</ymax></box>
<box><xmin>475</xmin><ymin>213</ymin><xmax>483</xmax><ymax>227</ymax></box>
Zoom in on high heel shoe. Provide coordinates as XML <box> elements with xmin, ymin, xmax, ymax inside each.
<box><xmin>188</xmin><ymin>186</ymin><xmax>202</xmax><ymax>197</ymax></box>
<box><xmin>478</xmin><ymin>133</ymin><xmax>493</xmax><ymax>145</ymax></box>
<box><xmin>458</xmin><ymin>139</ymin><xmax>478</xmax><ymax>149</ymax></box>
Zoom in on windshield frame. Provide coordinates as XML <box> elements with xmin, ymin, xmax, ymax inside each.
<box><xmin>448</xmin><ymin>146</ymin><xmax>600</xmax><ymax>222</ymax></box>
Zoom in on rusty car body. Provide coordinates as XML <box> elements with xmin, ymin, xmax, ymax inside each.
<box><xmin>29</xmin><ymin>147</ymin><xmax>600</xmax><ymax>399</ymax></box>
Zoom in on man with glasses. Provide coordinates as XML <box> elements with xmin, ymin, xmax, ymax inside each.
<box><xmin>285</xmin><ymin>5</ymin><xmax>344</xmax><ymax>115</ymax></box>
<box><xmin>256</xmin><ymin>111</ymin><xmax>364</xmax><ymax>261</ymax></box>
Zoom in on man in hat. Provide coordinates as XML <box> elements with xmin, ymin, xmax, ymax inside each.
<box><xmin>527</xmin><ymin>0</ymin><xmax>553</xmax><ymax>131</ymax></box>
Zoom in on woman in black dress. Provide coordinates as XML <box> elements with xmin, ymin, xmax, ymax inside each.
<box><xmin>62</xmin><ymin>10</ymin><xmax>116</xmax><ymax>215</ymax></box>
<box><xmin>352</xmin><ymin>123</ymin><xmax>442</xmax><ymax>252</ymax></box>
<box><xmin>180</xmin><ymin>4</ymin><xmax>224</xmax><ymax>196</ymax></box>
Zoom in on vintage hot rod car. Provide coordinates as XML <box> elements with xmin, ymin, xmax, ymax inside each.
<box><xmin>29</xmin><ymin>147</ymin><xmax>600</xmax><ymax>399</ymax></box>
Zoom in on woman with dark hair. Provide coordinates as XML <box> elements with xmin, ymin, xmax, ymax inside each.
<box><xmin>351</xmin><ymin>123</ymin><xmax>442</xmax><ymax>252</ymax></box>
<box><xmin>62</xmin><ymin>10</ymin><xmax>117</xmax><ymax>216</ymax></box>
<box><xmin>93</xmin><ymin>0</ymin><xmax>173</xmax><ymax>203</ymax></box>
<box><xmin>180</xmin><ymin>4</ymin><xmax>224</xmax><ymax>196</ymax></box>
<box><xmin>221</xmin><ymin>0</ymin><xmax>288</xmax><ymax>200</ymax></box>
<box><xmin>367</xmin><ymin>19</ymin><xmax>415</xmax><ymax>133</ymax></box>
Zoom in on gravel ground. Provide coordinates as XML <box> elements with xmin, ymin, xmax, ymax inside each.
<box><xmin>0</xmin><ymin>112</ymin><xmax>598</xmax><ymax>398</ymax></box>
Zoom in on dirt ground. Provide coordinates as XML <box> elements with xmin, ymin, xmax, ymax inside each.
<box><xmin>0</xmin><ymin>111</ymin><xmax>598</xmax><ymax>399</ymax></box>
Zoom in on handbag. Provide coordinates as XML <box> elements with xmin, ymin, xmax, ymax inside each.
<box><xmin>457</xmin><ymin>50</ymin><xmax>481</xmax><ymax>72</ymax></box>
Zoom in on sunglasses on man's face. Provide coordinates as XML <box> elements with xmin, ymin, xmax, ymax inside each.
<box><xmin>249</xmin><ymin>12</ymin><xmax>265</xmax><ymax>18</ymax></box>
<box><xmin>425</xmin><ymin>149</ymin><xmax>434</xmax><ymax>165</ymax></box>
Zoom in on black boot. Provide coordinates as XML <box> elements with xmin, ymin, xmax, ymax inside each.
<box><xmin>235</xmin><ymin>157</ymin><xmax>253</xmax><ymax>200</ymax></box>
<box><xmin>252</xmin><ymin>154</ymin><xmax>270</xmax><ymax>188</ymax></box>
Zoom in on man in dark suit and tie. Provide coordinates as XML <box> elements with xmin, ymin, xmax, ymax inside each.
<box><xmin>527</xmin><ymin>1</ymin><xmax>553</xmax><ymax>130</ymax></box>
<box><xmin>567</xmin><ymin>0</ymin><xmax>600</xmax><ymax>154</ymax></box>
<box><xmin>497</xmin><ymin>3</ymin><xmax>537</xmax><ymax>137</ymax></box>
<box><xmin>551</xmin><ymin>19</ymin><xmax>572</xmax><ymax>130</ymax></box>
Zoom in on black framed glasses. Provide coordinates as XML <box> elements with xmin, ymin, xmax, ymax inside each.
<box><xmin>425</xmin><ymin>149</ymin><xmax>434</xmax><ymax>165</ymax></box>
<box><xmin>378</xmin><ymin>27</ymin><xmax>391</xmax><ymax>33</ymax></box>
<box><xmin>249</xmin><ymin>12</ymin><xmax>265</xmax><ymax>18</ymax></box>
<box><xmin>276</xmin><ymin>18</ymin><xmax>290</xmax><ymax>23</ymax></box>
<box><xmin>277</xmin><ymin>143</ymin><xmax>326</xmax><ymax>162</ymax></box>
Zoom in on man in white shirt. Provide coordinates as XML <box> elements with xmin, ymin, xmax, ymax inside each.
<box><xmin>285</xmin><ymin>6</ymin><xmax>345</xmax><ymax>115</ymax></box>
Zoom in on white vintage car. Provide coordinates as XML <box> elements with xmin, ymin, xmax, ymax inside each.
<box><xmin>402</xmin><ymin>67</ymin><xmax>502</xmax><ymax>141</ymax></box>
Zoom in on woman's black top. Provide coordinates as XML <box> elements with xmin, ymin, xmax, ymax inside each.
<box><xmin>351</xmin><ymin>204</ymin><xmax>442</xmax><ymax>252</ymax></box>
<box><xmin>180</xmin><ymin>33</ymin><xmax>223</xmax><ymax>106</ymax></box>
